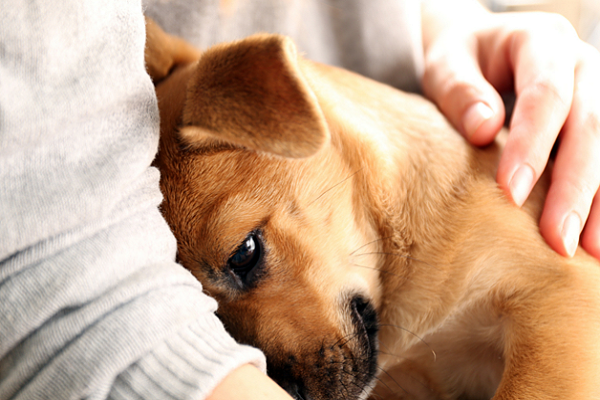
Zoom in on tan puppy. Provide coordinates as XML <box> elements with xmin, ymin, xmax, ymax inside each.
<box><xmin>146</xmin><ymin>20</ymin><xmax>600</xmax><ymax>400</ymax></box>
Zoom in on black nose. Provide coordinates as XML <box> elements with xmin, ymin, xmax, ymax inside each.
<box><xmin>351</xmin><ymin>296</ymin><xmax>379</xmax><ymax>345</ymax></box>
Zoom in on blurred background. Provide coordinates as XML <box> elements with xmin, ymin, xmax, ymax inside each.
<box><xmin>479</xmin><ymin>0</ymin><xmax>600</xmax><ymax>50</ymax></box>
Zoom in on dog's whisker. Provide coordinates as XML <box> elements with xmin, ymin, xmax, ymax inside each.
<box><xmin>348</xmin><ymin>377</ymin><xmax>375</xmax><ymax>400</ymax></box>
<box><xmin>373</xmin><ymin>365</ymin><xmax>411</xmax><ymax>397</ymax></box>
<box><xmin>378</xmin><ymin>323</ymin><xmax>437</xmax><ymax>363</ymax></box>
<box><xmin>321</xmin><ymin>358</ymin><xmax>377</xmax><ymax>399</ymax></box>
<box><xmin>349</xmin><ymin>236</ymin><xmax>396</xmax><ymax>256</ymax></box>
<box><xmin>350</xmin><ymin>263</ymin><xmax>406</xmax><ymax>279</ymax></box>
<box><xmin>376</xmin><ymin>337</ymin><xmax>407</xmax><ymax>361</ymax></box>
<box><xmin>338</xmin><ymin>371</ymin><xmax>366</xmax><ymax>392</ymax></box>
<box><xmin>376</xmin><ymin>340</ymin><xmax>403</xmax><ymax>364</ymax></box>
<box><xmin>377</xmin><ymin>362</ymin><xmax>439</xmax><ymax>399</ymax></box>
<box><xmin>364</xmin><ymin>387</ymin><xmax>386</xmax><ymax>400</ymax></box>
<box><xmin>331</xmin><ymin>333</ymin><xmax>352</xmax><ymax>348</ymax></box>
<box><xmin>316</xmin><ymin>326</ymin><xmax>431</xmax><ymax>399</ymax></box>
<box><xmin>353</xmin><ymin>252</ymin><xmax>441</xmax><ymax>271</ymax></box>
<box><xmin>336</xmin><ymin>331</ymin><xmax>363</xmax><ymax>349</ymax></box>
<box><xmin>326</xmin><ymin>354</ymin><xmax>422</xmax><ymax>399</ymax></box>
<box><xmin>338</xmin><ymin>381</ymin><xmax>351</xmax><ymax>400</ymax></box>
<box><xmin>307</xmin><ymin>167</ymin><xmax>365</xmax><ymax>207</ymax></box>
<box><xmin>332</xmin><ymin>358</ymin><xmax>404</xmax><ymax>393</ymax></box>
<box><xmin>378</xmin><ymin>349</ymin><xmax>409</xmax><ymax>362</ymax></box>
<box><xmin>374</xmin><ymin>351</ymin><xmax>434</xmax><ymax>394</ymax></box>
<box><xmin>364</xmin><ymin>376</ymin><xmax>395</xmax><ymax>400</ymax></box>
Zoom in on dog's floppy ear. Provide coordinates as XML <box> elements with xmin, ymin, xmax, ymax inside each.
<box><xmin>145</xmin><ymin>17</ymin><xmax>201</xmax><ymax>83</ymax></box>
<box><xmin>180</xmin><ymin>34</ymin><xmax>328</xmax><ymax>158</ymax></box>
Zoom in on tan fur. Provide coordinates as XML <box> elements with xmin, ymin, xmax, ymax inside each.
<box><xmin>144</xmin><ymin>17</ymin><xmax>201</xmax><ymax>82</ymax></box>
<box><xmin>146</xmin><ymin>22</ymin><xmax>600</xmax><ymax>400</ymax></box>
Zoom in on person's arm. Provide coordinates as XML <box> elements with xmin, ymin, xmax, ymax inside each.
<box><xmin>421</xmin><ymin>0</ymin><xmax>600</xmax><ymax>259</ymax></box>
<box><xmin>206</xmin><ymin>365</ymin><xmax>293</xmax><ymax>400</ymax></box>
<box><xmin>0</xmin><ymin>2</ymin><xmax>272</xmax><ymax>400</ymax></box>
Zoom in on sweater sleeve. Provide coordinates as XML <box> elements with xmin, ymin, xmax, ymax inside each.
<box><xmin>0</xmin><ymin>1</ymin><xmax>265</xmax><ymax>400</ymax></box>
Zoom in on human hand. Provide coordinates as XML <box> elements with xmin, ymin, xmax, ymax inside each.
<box><xmin>421</xmin><ymin>0</ymin><xmax>600</xmax><ymax>260</ymax></box>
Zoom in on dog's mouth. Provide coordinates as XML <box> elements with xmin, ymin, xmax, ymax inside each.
<box><xmin>268</xmin><ymin>295</ymin><xmax>379</xmax><ymax>400</ymax></box>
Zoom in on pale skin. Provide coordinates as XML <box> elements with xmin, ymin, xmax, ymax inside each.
<box><xmin>206</xmin><ymin>364</ymin><xmax>293</xmax><ymax>400</ymax></box>
<box><xmin>207</xmin><ymin>1</ymin><xmax>600</xmax><ymax>399</ymax></box>
<box><xmin>422</xmin><ymin>0</ymin><xmax>600</xmax><ymax>260</ymax></box>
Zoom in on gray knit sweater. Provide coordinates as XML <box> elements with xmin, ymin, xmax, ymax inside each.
<box><xmin>0</xmin><ymin>0</ymin><xmax>421</xmax><ymax>399</ymax></box>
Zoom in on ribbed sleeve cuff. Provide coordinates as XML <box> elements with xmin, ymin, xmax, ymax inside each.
<box><xmin>108</xmin><ymin>316</ymin><xmax>266</xmax><ymax>400</ymax></box>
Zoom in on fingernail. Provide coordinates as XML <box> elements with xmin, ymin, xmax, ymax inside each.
<box><xmin>561</xmin><ymin>212</ymin><xmax>581</xmax><ymax>257</ymax></box>
<box><xmin>508</xmin><ymin>164</ymin><xmax>534</xmax><ymax>207</ymax></box>
<box><xmin>463</xmin><ymin>102</ymin><xmax>494</xmax><ymax>139</ymax></box>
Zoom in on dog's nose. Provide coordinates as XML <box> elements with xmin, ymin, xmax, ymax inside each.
<box><xmin>350</xmin><ymin>296</ymin><xmax>378</xmax><ymax>349</ymax></box>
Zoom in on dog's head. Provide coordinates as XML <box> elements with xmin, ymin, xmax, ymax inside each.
<box><xmin>151</xmin><ymin>32</ymin><xmax>397</xmax><ymax>399</ymax></box>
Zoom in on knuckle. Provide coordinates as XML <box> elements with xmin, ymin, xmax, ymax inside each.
<box><xmin>574</xmin><ymin>94</ymin><xmax>600</xmax><ymax>142</ymax></box>
<box><xmin>584</xmin><ymin>110</ymin><xmax>600</xmax><ymax>137</ymax></box>
<box><xmin>562</xmin><ymin>179</ymin><xmax>597</xmax><ymax>206</ymax></box>
<box><xmin>529</xmin><ymin>78</ymin><xmax>569</xmax><ymax>108</ymax></box>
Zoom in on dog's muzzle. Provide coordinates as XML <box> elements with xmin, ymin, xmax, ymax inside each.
<box><xmin>269</xmin><ymin>295</ymin><xmax>379</xmax><ymax>400</ymax></box>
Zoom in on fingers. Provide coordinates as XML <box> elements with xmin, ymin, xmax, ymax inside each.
<box><xmin>496</xmin><ymin>16</ymin><xmax>577</xmax><ymax>208</ymax></box>
<box><xmin>539</xmin><ymin>44</ymin><xmax>600</xmax><ymax>257</ymax></box>
<box><xmin>421</xmin><ymin>33</ymin><xmax>505</xmax><ymax>146</ymax></box>
<box><xmin>421</xmin><ymin>10</ymin><xmax>600</xmax><ymax>260</ymax></box>
<box><xmin>582</xmin><ymin>194</ymin><xmax>600</xmax><ymax>260</ymax></box>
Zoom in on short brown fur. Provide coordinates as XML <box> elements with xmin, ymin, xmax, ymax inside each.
<box><xmin>146</xmin><ymin>20</ymin><xmax>600</xmax><ymax>400</ymax></box>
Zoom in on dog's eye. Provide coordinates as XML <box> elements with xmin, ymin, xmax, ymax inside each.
<box><xmin>227</xmin><ymin>231</ymin><xmax>263</xmax><ymax>287</ymax></box>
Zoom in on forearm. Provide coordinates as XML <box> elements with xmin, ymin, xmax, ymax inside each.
<box><xmin>206</xmin><ymin>365</ymin><xmax>293</xmax><ymax>400</ymax></box>
<box><xmin>0</xmin><ymin>1</ymin><xmax>266</xmax><ymax>399</ymax></box>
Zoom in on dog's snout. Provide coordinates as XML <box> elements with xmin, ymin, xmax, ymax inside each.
<box><xmin>267</xmin><ymin>315</ymin><xmax>379</xmax><ymax>400</ymax></box>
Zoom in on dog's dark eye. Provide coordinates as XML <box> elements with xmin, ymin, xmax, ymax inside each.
<box><xmin>227</xmin><ymin>231</ymin><xmax>263</xmax><ymax>287</ymax></box>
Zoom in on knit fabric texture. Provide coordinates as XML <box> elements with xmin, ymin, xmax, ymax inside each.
<box><xmin>0</xmin><ymin>1</ymin><xmax>264</xmax><ymax>399</ymax></box>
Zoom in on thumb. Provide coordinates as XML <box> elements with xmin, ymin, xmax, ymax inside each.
<box><xmin>422</xmin><ymin>40</ymin><xmax>505</xmax><ymax>146</ymax></box>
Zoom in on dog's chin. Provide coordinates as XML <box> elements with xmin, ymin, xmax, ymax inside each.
<box><xmin>265</xmin><ymin>297</ymin><xmax>379</xmax><ymax>400</ymax></box>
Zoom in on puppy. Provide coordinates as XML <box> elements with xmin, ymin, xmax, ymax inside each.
<box><xmin>146</xmin><ymin>20</ymin><xmax>600</xmax><ymax>400</ymax></box>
